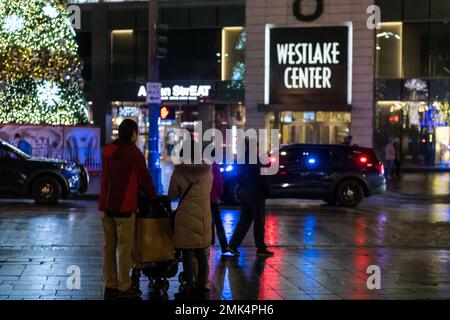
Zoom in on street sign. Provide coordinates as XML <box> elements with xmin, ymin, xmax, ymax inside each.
<box><xmin>146</xmin><ymin>82</ymin><xmax>162</xmax><ymax>104</ymax></box>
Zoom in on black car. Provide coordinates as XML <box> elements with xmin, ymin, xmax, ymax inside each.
<box><xmin>0</xmin><ymin>139</ymin><xmax>89</xmax><ymax>204</ymax></box>
<box><xmin>221</xmin><ymin>144</ymin><xmax>386</xmax><ymax>207</ymax></box>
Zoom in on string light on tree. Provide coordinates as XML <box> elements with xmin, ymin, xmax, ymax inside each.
<box><xmin>0</xmin><ymin>0</ymin><xmax>88</xmax><ymax>125</ymax></box>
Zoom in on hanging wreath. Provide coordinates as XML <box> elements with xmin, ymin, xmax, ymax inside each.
<box><xmin>293</xmin><ymin>0</ymin><xmax>324</xmax><ymax>22</ymax></box>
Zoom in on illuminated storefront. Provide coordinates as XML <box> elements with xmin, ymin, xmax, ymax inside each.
<box><xmin>374</xmin><ymin>0</ymin><xmax>450</xmax><ymax>168</ymax></box>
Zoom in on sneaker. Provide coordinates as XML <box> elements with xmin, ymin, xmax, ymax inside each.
<box><xmin>104</xmin><ymin>288</ymin><xmax>119</xmax><ymax>299</ymax></box>
<box><xmin>226</xmin><ymin>246</ymin><xmax>240</xmax><ymax>256</ymax></box>
<box><xmin>118</xmin><ymin>287</ymin><xmax>142</xmax><ymax>299</ymax></box>
<box><xmin>256</xmin><ymin>248</ymin><xmax>275</xmax><ymax>257</ymax></box>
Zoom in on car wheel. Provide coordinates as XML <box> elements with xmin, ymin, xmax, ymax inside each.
<box><xmin>336</xmin><ymin>179</ymin><xmax>364</xmax><ymax>207</ymax></box>
<box><xmin>32</xmin><ymin>177</ymin><xmax>62</xmax><ymax>204</ymax></box>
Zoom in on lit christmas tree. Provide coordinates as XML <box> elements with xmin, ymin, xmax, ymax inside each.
<box><xmin>0</xmin><ymin>0</ymin><xmax>89</xmax><ymax>125</ymax></box>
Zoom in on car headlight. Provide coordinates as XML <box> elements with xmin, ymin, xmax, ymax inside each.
<box><xmin>59</xmin><ymin>163</ymin><xmax>76</xmax><ymax>171</ymax></box>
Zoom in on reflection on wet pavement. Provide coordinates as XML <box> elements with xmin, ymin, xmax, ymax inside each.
<box><xmin>0</xmin><ymin>196</ymin><xmax>449</xmax><ymax>300</ymax></box>
<box><xmin>389</xmin><ymin>172</ymin><xmax>450</xmax><ymax>196</ymax></box>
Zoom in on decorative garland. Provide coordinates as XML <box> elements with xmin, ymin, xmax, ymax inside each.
<box><xmin>293</xmin><ymin>0</ymin><xmax>324</xmax><ymax>22</ymax></box>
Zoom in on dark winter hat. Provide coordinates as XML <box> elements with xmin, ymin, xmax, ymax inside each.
<box><xmin>118</xmin><ymin>119</ymin><xmax>138</xmax><ymax>140</ymax></box>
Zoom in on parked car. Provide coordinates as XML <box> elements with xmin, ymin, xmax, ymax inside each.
<box><xmin>221</xmin><ymin>144</ymin><xmax>386</xmax><ymax>207</ymax></box>
<box><xmin>0</xmin><ymin>139</ymin><xmax>89</xmax><ymax>204</ymax></box>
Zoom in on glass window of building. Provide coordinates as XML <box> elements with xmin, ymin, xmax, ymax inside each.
<box><xmin>403</xmin><ymin>23</ymin><xmax>430</xmax><ymax>78</ymax></box>
<box><xmin>431</xmin><ymin>0</ymin><xmax>450</xmax><ymax>20</ymax></box>
<box><xmin>375</xmin><ymin>23</ymin><xmax>403</xmax><ymax>78</ymax></box>
<box><xmin>429</xmin><ymin>23</ymin><xmax>450</xmax><ymax>78</ymax></box>
<box><xmin>160</xmin><ymin>29</ymin><xmax>220</xmax><ymax>80</ymax></box>
<box><xmin>75</xmin><ymin>32</ymin><xmax>92</xmax><ymax>81</ymax></box>
<box><xmin>221</xmin><ymin>27</ymin><xmax>246</xmax><ymax>82</ymax></box>
<box><xmin>111</xmin><ymin>30</ymin><xmax>134</xmax><ymax>81</ymax></box>
<box><xmin>376</xmin><ymin>0</ymin><xmax>402</xmax><ymax>22</ymax></box>
<box><xmin>403</xmin><ymin>0</ymin><xmax>430</xmax><ymax>21</ymax></box>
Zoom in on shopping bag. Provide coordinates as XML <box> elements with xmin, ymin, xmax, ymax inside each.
<box><xmin>133</xmin><ymin>216</ymin><xmax>175</xmax><ymax>263</ymax></box>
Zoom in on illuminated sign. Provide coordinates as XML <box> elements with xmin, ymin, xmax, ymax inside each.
<box><xmin>138</xmin><ymin>85</ymin><xmax>212</xmax><ymax>101</ymax></box>
<box><xmin>118</xmin><ymin>106</ymin><xmax>140</xmax><ymax>117</ymax></box>
<box><xmin>159</xmin><ymin>105</ymin><xmax>175</xmax><ymax>120</ymax></box>
<box><xmin>265</xmin><ymin>25</ymin><xmax>352</xmax><ymax>108</ymax></box>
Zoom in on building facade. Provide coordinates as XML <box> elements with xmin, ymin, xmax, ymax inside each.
<box><xmin>71</xmin><ymin>0</ymin><xmax>246</xmax><ymax>158</ymax></box>
<box><xmin>245</xmin><ymin>0</ymin><xmax>374</xmax><ymax>149</ymax></box>
<box><xmin>70</xmin><ymin>0</ymin><xmax>450</xmax><ymax>168</ymax></box>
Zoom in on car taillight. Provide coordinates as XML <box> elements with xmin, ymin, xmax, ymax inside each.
<box><xmin>374</xmin><ymin>162</ymin><xmax>384</xmax><ymax>176</ymax></box>
<box><xmin>359</xmin><ymin>156</ymin><xmax>368</xmax><ymax>163</ymax></box>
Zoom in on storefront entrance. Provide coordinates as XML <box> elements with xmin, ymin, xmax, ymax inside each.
<box><xmin>269</xmin><ymin>112</ymin><xmax>351</xmax><ymax>146</ymax></box>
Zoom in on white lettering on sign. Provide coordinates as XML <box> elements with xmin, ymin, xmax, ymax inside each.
<box><xmin>139</xmin><ymin>85</ymin><xmax>212</xmax><ymax>101</ymax></box>
<box><xmin>138</xmin><ymin>85</ymin><xmax>147</xmax><ymax>97</ymax></box>
<box><xmin>276</xmin><ymin>42</ymin><xmax>340</xmax><ymax>90</ymax></box>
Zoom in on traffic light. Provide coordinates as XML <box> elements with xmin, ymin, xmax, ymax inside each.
<box><xmin>157</xmin><ymin>23</ymin><xmax>169</xmax><ymax>59</ymax></box>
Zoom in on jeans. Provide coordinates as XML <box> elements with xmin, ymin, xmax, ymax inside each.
<box><xmin>385</xmin><ymin>160</ymin><xmax>394</xmax><ymax>178</ymax></box>
<box><xmin>229</xmin><ymin>188</ymin><xmax>267</xmax><ymax>250</ymax></box>
<box><xmin>181</xmin><ymin>248</ymin><xmax>208</xmax><ymax>289</ymax></box>
<box><xmin>211</xmin><ymin>203</ymin><xmax>228</xmax><ymax>251</ymax></box>
<box><xmin>102</xmin><ymin>213</ymin><xmax>135</xmax><ymax>291</ymax></box>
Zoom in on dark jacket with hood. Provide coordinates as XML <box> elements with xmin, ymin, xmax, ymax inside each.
<box><xmin>168</xmin><ymin>163</ymin><xmax>212</xmax><ymax>249</ymax></box>
<box><xmin>99</xmin><ymin>139</ymin><xmax>155</xmax><ymax>213</ymax></box>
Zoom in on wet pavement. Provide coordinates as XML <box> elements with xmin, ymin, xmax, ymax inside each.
<box><xmin>0</xmin><ymin>192</ymin><xmax>449</xmax><ymax>300</ymax></box>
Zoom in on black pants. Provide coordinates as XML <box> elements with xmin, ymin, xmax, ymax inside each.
<box><xmin>229</xmin><ymin>189</ymin><xmax>267</xmax><ymax>250</ymax></box>
<box><xmin>211</xmin><ymin>203</ymin><xmax>228</xmax><ymax>251</ymax></box>
<box><xmin>392</xmin><ymin>159</ymin><xmax>401</xmax><ymax>179</ymax></box>
<box><xmin>181</xmin><ymin>248</ymin><xmax>207</xmax><ymax>289</ymax></box>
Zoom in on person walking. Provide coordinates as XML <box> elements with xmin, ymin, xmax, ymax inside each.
<box><xmin>392</xmin><ymin>137</ymin><xmax>401</xmax><ymax>180</ymax></box>
<box><xmin>384</xmin><ymin>137</ymin><xmax>396</xmax><ymax>180</ymax></box>
<box><xmin>226</xmin><ymin>139</ymin><xmax>274</xmax><ymax>257</ymax></box>
<box><xmin>99</xmin><ymin>119</ymin><xmax>156</xmax><ymax>300</ymax></box>
<box><xmin>169</xmin><ymin>141</ymin><xmax>212</xmax><ymax>299</ymax></box>
<box><xmin>211</xmin><ymin>161</ymin><xmax>228</xmax><ymax>254</ymax></box>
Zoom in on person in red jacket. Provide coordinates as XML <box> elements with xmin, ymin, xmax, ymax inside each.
<box><xmin>99</xmin><ymin>119</ymin><xmax>155</xmax><ymax>299</ymax></box>
<box><xmin>211</xmin><ymin>161</ymin><xmax>228</xmax><ymax>253</ymax></box>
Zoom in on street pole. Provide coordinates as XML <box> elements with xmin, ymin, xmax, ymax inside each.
<box><xmin>148</xmin><ymin>0</ymin><xmax>163</xmax><ymax>194</ymax></box>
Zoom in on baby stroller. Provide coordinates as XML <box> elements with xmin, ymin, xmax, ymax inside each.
<box><xmin>132</xmin><ymin>195</ymin><xmax>184</xmax><ymax>296</ymax></box>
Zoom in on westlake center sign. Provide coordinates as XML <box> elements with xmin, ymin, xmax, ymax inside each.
<box><xmin>266</xmin><ymin>25</ymin><xmax>352</xmax><ymax>108</ymax></box>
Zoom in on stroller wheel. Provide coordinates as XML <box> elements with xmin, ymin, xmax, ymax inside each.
<box><xmin>178</xmin><ymin>272</ymin><xmax>184</xmax><ymax>284</ymax></box>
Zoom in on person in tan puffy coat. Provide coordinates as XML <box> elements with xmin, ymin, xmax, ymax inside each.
<box><xmin>169</xmin><ymin>160</ymin><xmax>212</xmax><ymax>299</ymax></box>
